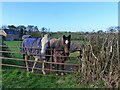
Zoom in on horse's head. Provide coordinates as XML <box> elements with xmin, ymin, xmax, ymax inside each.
<box><xmin>41</xmin><ymin>34</ymin><xmax>50</xmax><ymax>55</ymax></box>
<box><xmin>62</xmin><ymin>35</ymin><xmax>71</xmax><ymax>56</ymax></box>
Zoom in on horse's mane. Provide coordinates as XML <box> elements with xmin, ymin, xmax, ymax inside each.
<box><xmin>42</xmin><ymin>34</ymin><xmax>50</xmax><ymax>43</ymax></box>
<box><xmin>50</xmin><ymin>38</ymin><xmax>63</xmax><ymax>49</ymax></box>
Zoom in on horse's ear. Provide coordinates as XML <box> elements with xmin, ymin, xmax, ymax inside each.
<box><xmin>68</xmin><ymin>35</ymin><xmax>71</xmax><ymax>39</ymax></box>
<box><xmin>63</xmin><ymin>35</ymin><xmax>66</xmax><ymax>39</ymax></box>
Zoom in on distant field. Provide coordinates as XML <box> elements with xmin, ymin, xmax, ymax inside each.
<box><xmin>4</xmin><ymin>41</ymin><xmax>21</xmax><ymax>57</ymax></box>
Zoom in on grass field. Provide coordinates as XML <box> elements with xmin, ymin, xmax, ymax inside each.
<box><xmin>2</xmin><ymin>68</ymin><xmax>104</xmax><ymax>88</ymax></box>
<box><xmin>2</xmin><ymin>40</ymin><xmax>105</xmax><ymax>88</ymax></box>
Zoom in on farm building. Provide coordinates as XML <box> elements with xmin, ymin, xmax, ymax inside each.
<box><xmin>2</xmin><ymin>29</ymin><xmax>19</xmax><ymax>41</ymax></box>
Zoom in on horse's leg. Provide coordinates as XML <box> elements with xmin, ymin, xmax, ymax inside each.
<box><xmin>23</xmin><ymin>54</ymin><xmax>29</xmax><ymax>63</ymax></box>
<box><xmin>52</xmin><ymin>50</ymin><xmax>55</xmax><ymax>69</ymax></box>
<box><xmin>45</xmin><ymin>50</ymin><xmax>51</xmax><ymax>68</ymax></box>
<box><xmin>56</xmin><ymin>64</ymin><xmax>59</xmax><ymax>75</ymax></box>
<box><xmin>61</xmin><ymin>60</ymin><xmax>65</xmax><ymax>75</ymax></box>
<box><xmin>61</xmin><ymin>55</ymin><xmax>68</xmax><ymax>75</ymax></box>
<box><xmin>23</xmin><ymin>54</ymin><xmax>25</xmax><ymax>64</ymax></box>
<box><xmin>31</xmin><ymin>58</ymin><xmax>38</xmax><ymax>73</ymax></box>
<box><xmin>42</xmin><ymin>60</ymin><xmax>46</xmax><ymax>75</ymax></box>
<box><xmin>23</xmin><ymin>54</ymin><xmax>25</xmax><ymax>59</ymax></box>
<box><xmin>25</xmin><ymin>55</ymin><xmax>29</xmax><ymax>72</ymax></box>
<box><xmin>56</xmin><ymin>56</ymin><xmax>60</xmax><ymax>76</ymax></box>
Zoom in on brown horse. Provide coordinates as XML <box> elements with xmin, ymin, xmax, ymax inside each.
<box><xmin>50</xmin><ymin>35</ymin><xmax>71</xmax><ymax>75</ymax></box>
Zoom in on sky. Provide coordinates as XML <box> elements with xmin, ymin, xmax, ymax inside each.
<box><xmin>1</xmin><ymin>2</ymin><xmax>118</xmax><ymax>32</ymax></box>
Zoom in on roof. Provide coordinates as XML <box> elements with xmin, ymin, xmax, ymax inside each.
<box><xmin>3</xmin><ymin>29</ymin><xmax>19</xmax><ymax>35</ymax></box>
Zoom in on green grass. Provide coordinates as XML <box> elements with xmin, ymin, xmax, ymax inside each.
<box><xmin>2</xmin><ymin>68</ymin><xmax>105</xmax><ymax>88</ymax></box>
<box><xmin>3</xmin><ymin>41</ymin><xmax>24</xmax><ymax>66</ymax></box>
<box><xmin>3</xmin><ymin>41</ymin><xmax>34</xmax><ymax>66</ymax></box>
<box><xmin>4</xmin><ymin>41</ymin><xmax>21</xmax><ymax>58</ymax></box>
<box><xmin>4</xmin><ymin>41</ymin><xmax>21</xmax><ymax>50</ymax></box>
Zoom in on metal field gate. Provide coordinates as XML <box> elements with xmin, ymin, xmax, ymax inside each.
<box><xmin>0</xmin><ymin>44</ymin><xmax>81</xmax><ymax>75</ymax></box>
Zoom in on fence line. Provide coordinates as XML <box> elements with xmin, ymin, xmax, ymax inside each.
<box><xmin>1</xmin><ymin>56</ymin><xmax>79</xmax><ymax>66</ymax></box>
<box><xmin>1</xmin><ymin>57</ymin><xmax>78</xmax><ymax>73</ymax></box>
<box><xmin>1</xmin><ymin>45</ymin><xmax>81</xmax><ymax>74</ymax></box>
<box><xmin>0</xmin><ymin>45</ymin><xmax>82</xmax><ymax>51</ymax></box>
<box><xmin>0</xmin><ymin>50</ymin><xmax>81</xmax><ymax>59</ymax></box>
<box><xmin>1</xmin><ymin>64</ymin><xmax>75</xmax><ymax>73</ymax></box>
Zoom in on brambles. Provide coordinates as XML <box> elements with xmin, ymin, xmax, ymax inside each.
<box><xmin>81</xmin><ymin>32</ymin><xmax>120</xmax><ymax>88</ymax></box>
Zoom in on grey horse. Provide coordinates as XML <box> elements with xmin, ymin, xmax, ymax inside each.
<box><xmin>20</xmin><ymin>34</ymin><xmax>50</xmax><ymax>74</ymax></box>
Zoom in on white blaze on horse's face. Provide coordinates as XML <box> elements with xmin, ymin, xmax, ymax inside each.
<box><xmin>65</xmin><ymin>40</ymin><xmax>69</xmax><ymax>44</ymax></box>
<box><xmin>41</xmin><ymin>34</ymin><xmax>49</xmax><ymax>55</ymax></box>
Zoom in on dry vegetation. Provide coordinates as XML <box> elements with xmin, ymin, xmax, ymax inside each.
<box><xmin>81</xmin><ymin>31</ymin><xmax>120</xmax><ymax>88</ymax></box>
